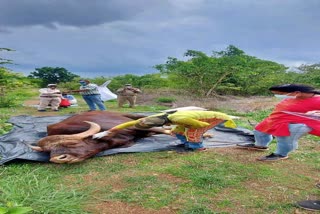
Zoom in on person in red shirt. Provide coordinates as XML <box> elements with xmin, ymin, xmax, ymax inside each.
<box><xmin>237</xmin><ymin>84</ymin><xmax>320</xmax><ymax>161</ymax></box>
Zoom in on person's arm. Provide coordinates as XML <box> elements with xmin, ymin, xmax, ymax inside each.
<box><xmin>92</xmin><ymin>120</ymin><xmax>139</xmax><ymax>139</ymax></box>
<box><xmin>132</xmin><ymin>88</ymin><xmax>141</xmax><ymax>93</ymax></box>
<box><xmin>116</xmin><ymin>88</ymin><xmax>124</xmax><ymax>94</ymax></box>
<box><xmin>306</xmin><ymin>110</ymin><xmax>320</xmax><ymax>116</ymax></box>
<box><xmin>39</xmin><ymin>89</ymin><xmax>61</xmax><ymax>96</ymax></box>
<box><xmin>65</xmin><ymin>89</ymin><xmax>88</xmax><ymax>93</ymax></box>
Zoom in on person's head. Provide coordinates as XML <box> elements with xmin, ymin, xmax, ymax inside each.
<box><xmin>269</xmin><ymin>84</ymin><xmax>319</xmax><ymax>99</ymax></box>
<box><xmin>79</xmin><ymin>80</ymin><xmax>89</xmax><ymax>86</ymax></box>
<box><xmin>134</xmin><ymin>116</ymin><xmax>168</xmax><ymax>129</ymax></box>
<box><xmin>47</xmin><ymin>84</ymin><xmax>57</xmax><ymax>89</ymax></box>
<box><xmin>125</xmin><ymin>84</ymin><xmax>132</xmax><ymax>89</ymax></box>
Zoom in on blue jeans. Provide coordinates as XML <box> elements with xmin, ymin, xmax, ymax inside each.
<box><xmin>82</xmin><ymin>95</ymin><xmax>106</xmax><ymax>111</ymax></box>
<box><xmin>175</xmin><ymin>134</ymin><xmax>204</xmax><ymax>150</ymax></box>
<box><xmin>254</xmin><ymin>123</ymin><xmax>312</xmax><ymax>156</ymax></box>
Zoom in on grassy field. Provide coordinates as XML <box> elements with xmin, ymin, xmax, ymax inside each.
<box><xmin>0</xmin><ymin>88</ymin><xmax>319</xmax><ymax>213</ymax></box>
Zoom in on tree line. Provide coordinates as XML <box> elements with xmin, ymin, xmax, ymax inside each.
<box><xmin>1</xmin><ymin>45</ymin><xmax>320</xmax><ymax>97</ymax></box>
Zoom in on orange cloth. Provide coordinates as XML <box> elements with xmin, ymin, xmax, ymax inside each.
<box><xmin>181</xmin><ymin>118</ymin><xmax>225</xmax><ymax>142</ymax></box>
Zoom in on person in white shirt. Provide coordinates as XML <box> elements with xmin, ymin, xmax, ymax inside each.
<box><xmin>38</xmin><ymin>84</ymin><xmax>62</xmax><ymax>112</ymax></box>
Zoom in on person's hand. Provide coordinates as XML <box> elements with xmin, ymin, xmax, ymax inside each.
<box><xmin>163</xmin><ymin>130</ymin><xmax>171</xmax><ymax>135</ymax></box>
<box><xmin>92</xmin><ymin>131</ymin><xmax>114</xmax><ymax>139</ymax></box>
<box><xmin>203</xmin><ymin>133</ymin><xmax>214</xmax><ymax>138</ymax></box>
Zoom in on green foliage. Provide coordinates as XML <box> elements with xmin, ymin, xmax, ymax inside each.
<box><xmin>0</xmin><ymin>122</ymin><xmax>12</xmax><ymax>135</ymax></box>
<box><xmin>156</xmin><ymin>96</ymin><xmax>176</xmax><ymax>103</ymax></box>
<box><xmin>296</xmin><ymin>64</ymin><xmax>320</xmax><ymax>88</ymax></box>
<box><xmin>155</xmin><ymin>45</ymin><xmax>291</xmax><ymax>96</ymax></box>
<box><xmin>0</xmin><ymin>97</ymin><xmax>17</xmax><ymax>108</ymax></box>
<box><xmin>28</xmin><ymin>67</ymin><xmax>79</xmax><ymax>87</ymax></box>
<box><xmin>0</xmin><ymin>201</ymin><xmax>33</xmax><ymax>214</ymax></box>
<box><xmin>0</xmin><ymin>68</ymin><xmax>36</xmax><ymax>90</ymax></box>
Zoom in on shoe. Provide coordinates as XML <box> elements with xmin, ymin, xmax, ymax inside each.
<box><xmin>38</xmin><ymin>110</ymin><xmax>46</xmax><ymax>112</ymax></box>
<box><xmin>316</xmin><ymin>183</ymin><xmax>320</xmax><ymax>189</ymax></box>
<box><xmin>177</xmin><ymin>147</ymin><xmax>207</xmax><ymax>153</ymax></box>
<box><xmin>53</xmin><ymin>109</ymin><xmax>59</xmax><ymax>111</ymax></box>
<box><xmin>297</xmin><ymin>200</ymin><xmax>320</xmax><ymax>211</ymax></box>
<box><xmin>256</xmin><ymin>153</ymin><xmax>288</xmax><ymax>161</ymax></box>
<box><xmin>236</xmin><ymin>143</ymin><xmax>269</xmax><ymax>151</ymax></box>
<box><xmin>187</xmin><ymin>147</ymin><xmax>207</xmax><ymax>152</ymax></box>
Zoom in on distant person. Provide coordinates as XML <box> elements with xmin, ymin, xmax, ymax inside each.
<box><xmin>68</xmin><ymin>80</ymin><xmax>106</xmax><ymax>111</ymax></box>
<box><xmin>62</xmin><ymin>92</ymin><xmax>77</xmax><ymax>105</ymax></box>
<box><xmin>237</xmin><ymin>84</ymin><xmax>320</xmax><ymax>161</ymax></box>
<box><xmin>38</xmin><ymin>84</ymin><xmax>62</xmax><ymax>112</ymax></box>
<box><xmin>116</xmin><ymin>84</ymin><xmax>141</xmax><ymax>108</ymax></box>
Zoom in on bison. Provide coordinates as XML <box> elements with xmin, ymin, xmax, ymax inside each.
<box><xmin>29</xmin><ymin>111</ymin><xmax>167</xmax><ymax>164</ymax></box>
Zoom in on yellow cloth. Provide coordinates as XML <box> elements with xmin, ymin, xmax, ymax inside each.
<box><xmin>110</xmin><ymin>111</ymin><xmax>236</xmax><ymax>131</ymax></box>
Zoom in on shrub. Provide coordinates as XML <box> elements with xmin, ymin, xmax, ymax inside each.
<box><xmin>0</xmin><ymin>96</ymin><xmax>17</xmax><ymax>108</ymax></box>
<box><xmin>156</xmin><ymin>97</ymin><xmax>176</xmax><ymax>103</ymax></box>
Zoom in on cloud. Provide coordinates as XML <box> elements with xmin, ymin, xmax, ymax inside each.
<box><xmin>0</xmin><ymin>0</ymin><xmax>163</xmax><ymax>28</ymax></box>
<box><xmin>1</xmin><ymin>0</ymin><xmax>320</xmax><ymax>77</ymax></box>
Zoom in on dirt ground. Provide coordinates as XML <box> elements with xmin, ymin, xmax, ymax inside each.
<box><xmin>24</xmin><ymin>93</ymin><xmax>278</xmax><ymax>115</ymax></box>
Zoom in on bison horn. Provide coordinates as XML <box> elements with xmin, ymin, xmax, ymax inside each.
<box><xmin>37</xmin><ymin>121</ymin><xmax>101</xmax><ymax>148</ymax></box>
<box><xmin>68</xmin><ymin>121</ymin><xmax>101</xmax><ymax>139</ymax></box>
<box><xmin>28</xmin><ymin>145</ymin><xmax>44</xmax><ymax>151</ymax></box>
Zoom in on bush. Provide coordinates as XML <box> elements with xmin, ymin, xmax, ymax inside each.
<box><xmin>0</xmin><ymin>96</ymin><xmax>17</xmax><ymax>108</ymax></box>
<box><xmin>0</xmin><ymin>122</ymin><xmax>13</xmax><ymax>135</ymax></box>
<box><xmin>156</xmin><ymin>97</ymin><xmax>176</xmax><ymax>103</ymax></box>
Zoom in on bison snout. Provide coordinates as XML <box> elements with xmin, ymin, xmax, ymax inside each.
<box><xmin>50</xmin><ymin>154</ymin><xmax>81</xmax><ymax>164</ymax></box>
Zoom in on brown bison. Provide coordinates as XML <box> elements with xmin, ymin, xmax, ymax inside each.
<box><xmin>29</xmin><ymin>111</ymin><xmax>166</xmax><ymax>164</ymax></box>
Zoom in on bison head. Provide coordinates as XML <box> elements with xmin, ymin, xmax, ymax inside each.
<box><xmin>29</xmin><ymin>121</ymin><xmax>104</xmax><ymax>164</ymax></box>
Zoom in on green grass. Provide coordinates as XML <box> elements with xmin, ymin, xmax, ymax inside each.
<box><xmin>156</xmin><ymin>96</ymin><xmax>177</xmax><ymax>103</ymax></box>
<box><xmin>0</xmin><ymin>90</ymin><xmax>319</xmax><ymax>213</ymax></box>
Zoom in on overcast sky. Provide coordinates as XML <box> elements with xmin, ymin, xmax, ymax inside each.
<box><xmin>1</xmin><ymin>0</ymin><xmax>319</xmax><ymax>78</ymax></box>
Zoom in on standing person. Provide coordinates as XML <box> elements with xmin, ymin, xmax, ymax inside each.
<box><xmin>237</xmin><ymin>84</ymin><xmax>320</xmax><ymax>161</ymax></box>
<box><xmin>38</xmin><ymin>84</ymin><xmax>62</xmax><ymax>112</ymax></box>
<box><xmin>116</xmin><ymin>84</ymin><xmax>141</xmax><ymax>108</ymax></box>
<box><xmin>68</xmin><ymin>80</ymin><xmax>106</xmax><ymax>111</ymax></box>
<box><xmin>92</xmin><ymin>110</ymin><xmax>236</xmax><ymax>151</ymax></box>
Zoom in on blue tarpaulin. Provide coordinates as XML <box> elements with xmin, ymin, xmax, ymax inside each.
<box><xmin>0</xmin><ymin>115</ymin><xmax>254</xmax><ymax>164</ymax></box>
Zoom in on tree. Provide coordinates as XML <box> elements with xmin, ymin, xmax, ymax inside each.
<box><xmin>28</xmin><ymin>67</ymin><xmax>79</xmax><ymax>87</ymax></box>
<box><xmin>155</xmin><ymin>50</ymin><xmax>225</xmax><ymax>96</ymax></box>
<box><xmin>297</xmin><ymin>64</ymin><xmax>320</xmax><ymax>88</ymax></box>
<box><xmin>0</xmin><ymin>48</ymin><xmax>15</xmax><ymax>65</ymax></box>
<box><xmin>154</xmin><ymin>45</ymin><xmax>289</xmax><ymax>96</ymax></box>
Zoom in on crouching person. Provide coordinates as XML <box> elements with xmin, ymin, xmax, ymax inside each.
<box><xmin>93</xmin><ymin>110</ymin><xmax>236</xmax><ymax>151</ymax></box>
